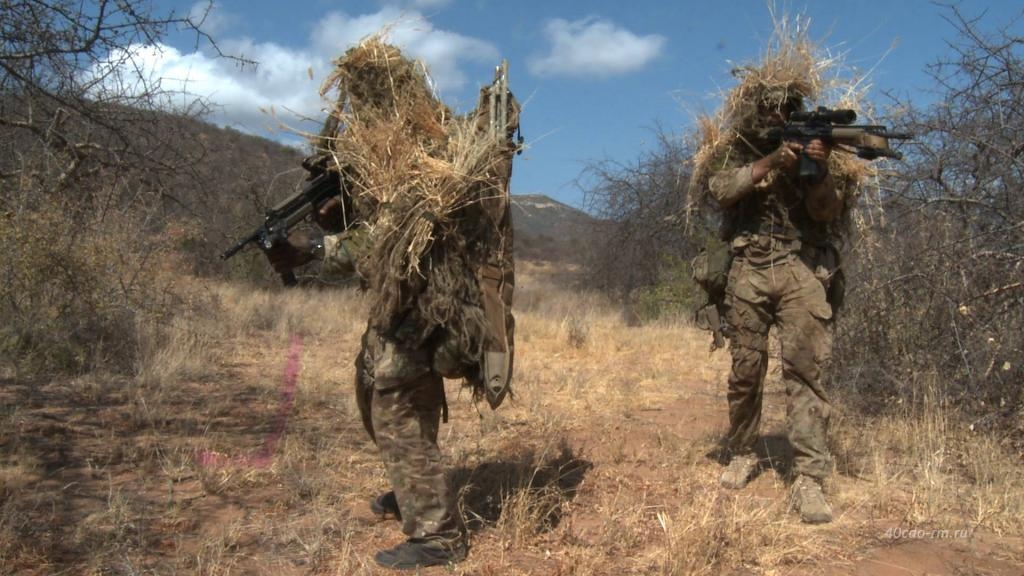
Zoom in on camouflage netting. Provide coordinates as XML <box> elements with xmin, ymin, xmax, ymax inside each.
<box><xmin>688</xmin><ymin>15</ymin><xmax>876</xmax><ymax>238</ymax></box>
<box><xmin>314</xmin><ymin>38</ymin><xmax>516</xmax><ymax>355</ymax></box>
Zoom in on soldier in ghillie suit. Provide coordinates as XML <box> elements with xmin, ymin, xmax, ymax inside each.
<box><xmin>266</xmin><ymin>39</ymin><xmax>520</xmax><ymax>568</ymax></box>
<box><xmin>689</xmin><ymin>21</ymin><xmax>872</xmax><ymax>524</ymax></box>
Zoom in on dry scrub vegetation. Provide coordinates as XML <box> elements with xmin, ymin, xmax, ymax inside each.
<box><xmin>1</xmin><ymin>262</ymin><xmax>1021</xmax><ymax>575</ymax></box>
<box><xmin>2</xmin><ymin>3</ymin><xmax>1022</xmax><ymax>574</ymax></box>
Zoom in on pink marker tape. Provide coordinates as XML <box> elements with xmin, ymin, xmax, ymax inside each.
<box><xmin>196</xmin><ymin>334</ymin><xmax>303</xmax><ymax>469</ymax></box>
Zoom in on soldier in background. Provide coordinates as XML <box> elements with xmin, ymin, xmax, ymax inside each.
<box><xmin>265</xmin><ymin>47</ymin><xmax>520</xmax><ymax>569</ymax></box>
<box><xmin>685</xmin><ymin>18</ymin><xmax>879</xmax><ymax>524</ymax></box>
<box><xmin>706</xmin><ymin>87</ymin><xmax>840</xmax><ymax>524</ymax></box>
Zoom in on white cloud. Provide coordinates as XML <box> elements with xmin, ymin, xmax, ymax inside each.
<box><xmin>188</xmin><ymin>1</ymin><xmax>229</xmax><ymax>36</ymax></box>
<box><xmin>377</xmin><ymin>0</ymin><xmax>453</xmax><ymax>8</ymax></box>
<box><xmin>87</xmin><ymin>41</ymin><xmax>323</xmax><ymax>138</ymax></box>
<box><xmin>86</xmin><ymin>5</ymin><xmax>497</xmax><ymax>140</ymax></box>
<box><xmin>528</xmin><ymin>17</ymin><xmax>666</xmax><ymax>79</ymax></box>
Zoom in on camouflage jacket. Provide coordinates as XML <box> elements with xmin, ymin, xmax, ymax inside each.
<box><xmin>709</xmin><ymin>149</ymin><xmax>839</xmax><ymax>266</ymax></box>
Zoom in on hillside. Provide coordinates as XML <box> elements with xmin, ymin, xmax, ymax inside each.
<box><xmin>0</xmin><ymin>99</ymin><xmax>593</xmax><ymax>272</ymax></box>
<box><xmin>511</xmin><ymin>194</ymin><xmax>596</xmax><ymax>262</ymax></box>
<box><xmin>42</xmin><ymin>113</ymin><xmax>592</xmax><ymax>276</ymax></box>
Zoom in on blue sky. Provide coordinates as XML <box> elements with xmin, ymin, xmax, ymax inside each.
<box><xmin>136</xmin><ymin>0</ymin><xmax>1022</xmax><ymax>208</ymax></box>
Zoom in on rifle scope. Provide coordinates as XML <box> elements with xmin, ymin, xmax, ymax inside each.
<box><xmin>790</xmin><ymin>107</ymin><xmax>857</xmax><ymax>125</ymax></box>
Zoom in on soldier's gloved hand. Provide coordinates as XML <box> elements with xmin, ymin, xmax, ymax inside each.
<box><xmin>264</xmin><ymin>230</ymin><xmax>322</xmax><ymax>274</ymax></box>
<box><xmin>313</xmin><ymin>197</ymin><xmax>347</xmax><ymax>233</ymax></box>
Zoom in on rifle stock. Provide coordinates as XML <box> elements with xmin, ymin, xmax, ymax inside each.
<box><xmin>484</xmin><ymin>59</ymin><xmax>523</xmax><ymax>153</ymax></box>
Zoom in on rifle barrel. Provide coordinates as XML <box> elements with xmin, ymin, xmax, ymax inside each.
<box><xmin>221</xmin><ymin>229</ymin><xmax>261</xmax><ymax>260</ymax></box>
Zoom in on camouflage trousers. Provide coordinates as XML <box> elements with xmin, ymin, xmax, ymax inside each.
<box><xmin>355</xmin><ymin>326</ymin><xmax>463</xmax><ymax>543</ymax></box>
<box><xmin>723</xmin><ymin>254</ymin><xmax>834</xmax><ymax>480</ymax></box>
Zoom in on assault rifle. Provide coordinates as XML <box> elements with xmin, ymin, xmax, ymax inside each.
<box><xmin>767</xmin><ymin>106</ymin><xmax>912</xmax><ymax>182</ymax></box>
<box><xmin>221</xmin><ymin>169</ymin><xmax>342</xmax><ymax>286</ymax></box>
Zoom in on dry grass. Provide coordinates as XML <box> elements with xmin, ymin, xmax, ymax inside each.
<box><xmin>831</xmin><ymin>380</ymin><xmax>1024</xmax><ymax>536</ymax></box>
<box><xmin>0</xmin><ymin>262</ymin><xmax>1021</xmax><ymax>574</ymax></box>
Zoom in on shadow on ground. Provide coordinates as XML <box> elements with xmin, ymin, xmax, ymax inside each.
<box><xmin>706</xmin><ymin>433</ymin><xmax>795</xmax><ymax>483</ymax></box>
<box><xmin>0</xmin><ymin>373</ymin><xmax>293</xmax><ymax>572</ymax></box>
<box><xmin>451</xmin><ymin>441</ymin><xmax>592</xmax><ymax>532</ymax></box>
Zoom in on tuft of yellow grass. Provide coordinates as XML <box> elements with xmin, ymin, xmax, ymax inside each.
<box><xmin>831</xmin><ymin>377</ymin><xmax>1024</xmax><ymax>536</ymax></box>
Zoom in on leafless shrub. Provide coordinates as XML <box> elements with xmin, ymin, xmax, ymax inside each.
<box><xmin>834</xmin><ymin>6</ymin><xmax>1024</xmax><ymax>447</ymax></box>
<box><xmin>0</xmin><ymin>1</ymin><xmax>273</xmax><ymax>374</ymax></box>
<box><xmin>579</xmin><ymin>127</ymin><xmax>712</xmax><ymax>317</ymax></box>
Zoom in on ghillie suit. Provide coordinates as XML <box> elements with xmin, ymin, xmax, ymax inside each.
<box><xmin>307</xmin><ymin>38</ymin><xmax>522</xmax><ymax>560</ymax></box>
<box><xmin>314</xmin><ymin>38</ymin><xmax>520</xmax><ymax>409</ymax></box>
<box><xmin>687</xmin><ymin>16</ymin><xmax>874</xmax><ymax>346</ymax></box>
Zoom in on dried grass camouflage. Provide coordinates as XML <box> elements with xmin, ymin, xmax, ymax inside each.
<box><xmin>314</xmin><ymin>38</ymin><xmax>517</xmax><ymax>361</ymax></box>
<box><xmin>688</xmin><ymin>13</ymin><xmax>878</xmax><ymax>239</ymax></box>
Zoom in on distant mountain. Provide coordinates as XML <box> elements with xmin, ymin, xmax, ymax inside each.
<box><xmin>511</xmin><ymin>194</ymin><xmax>596</xmax><ymax>262</ymax></box>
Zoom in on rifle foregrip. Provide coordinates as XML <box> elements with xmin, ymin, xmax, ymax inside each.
<box><xmin>798</xmin><ymin>154</ymin><xmax>824</xmax><ymax>183</ymax></box>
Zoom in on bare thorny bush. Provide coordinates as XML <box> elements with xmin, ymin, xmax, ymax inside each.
<box><xmin>835</xmin><ymin>8</ymin><xmax>1024</xmax><ymax>448</ymax></box>
<box><xmin>579</xmin><ymin>127</ymin><xmax>716</xmax><ymax>321</ymax></box>
<box><xmin>0</xmin><ymin>1</ymin><xmax>300</xmax><ymax>375</ymax></box>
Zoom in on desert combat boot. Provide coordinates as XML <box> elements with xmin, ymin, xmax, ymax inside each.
<box><xmin>792</xmin><ymin>474</ymin><xmax>833</xmax><ymax>524</ymax></box>
<box><xmin>720</xmin><ymin>453</ymin><xmax>759</xmax><ymax>489</ymax></box>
